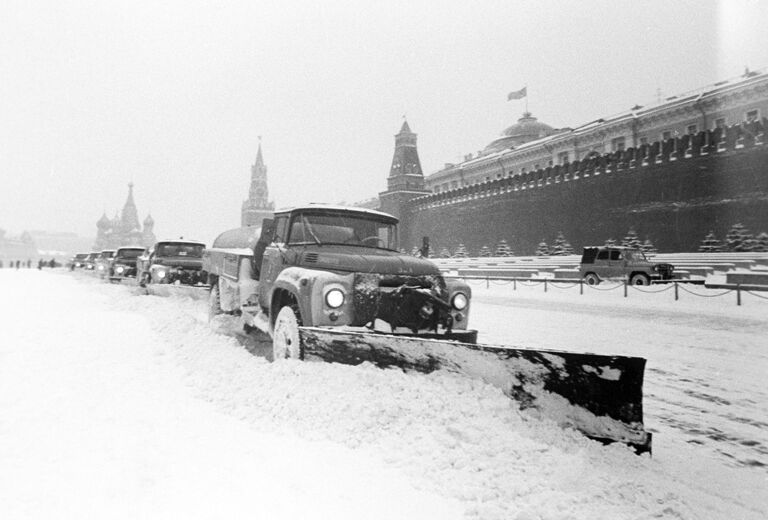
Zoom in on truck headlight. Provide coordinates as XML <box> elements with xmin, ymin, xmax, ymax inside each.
<box><xmin>325</xmin><ymin>288</ymin><xmax>345</xmax><ymax>308</ymax></box>
<box><xmin>451</xmin><ymin>292</ymin><xmax>468</xmax><ymax>310</ymax></box>
<box><xmin>116</xmin><ymin>266</ymin><xmax>124</xmax><ymax>274</ymax></box>
<box><xmin>157</xmin><ymin>270</ymin><xmax>167</xmax><ymax>279</ymax></box>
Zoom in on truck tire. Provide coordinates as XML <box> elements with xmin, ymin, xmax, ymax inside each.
<box><xmin>273</xmin><ymin>305</ymin><xmax>302</xmax><ymax>361</ymax></box>
<box><xmin>630</xmin><ymin>273</ymin><xmax>650</xmax><ymax>286</ymax></box>
<box><xmin>584</xmin><ymin>273</ymin><xmax>600</xmax><ymax>286</ymax></box>
<box><xmin>208</xmin><ymin>283</ymin><xmax>222</xmax><ymax>320</ymax></box>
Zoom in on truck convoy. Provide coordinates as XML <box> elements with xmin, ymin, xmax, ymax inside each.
<box><xmin>204</xmin><ymin>204</ymin><xmax>652</xmax><ymax>453</ymax></box>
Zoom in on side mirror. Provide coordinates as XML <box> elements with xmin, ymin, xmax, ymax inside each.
<box><xmin>259</xmin><ymin>219</ymin><xmax>276</xmax><ymax>244</ymax></box>
<box><xmin>251</xmin><ymin>218</ymin><xmax>276</xmax><ymax>281</ymax></box>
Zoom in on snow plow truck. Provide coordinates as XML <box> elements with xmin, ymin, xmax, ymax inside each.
<box><xmin>203</xmin><ymin>204</ymin><xmax>651</xmax><ymax>453</ymax></box>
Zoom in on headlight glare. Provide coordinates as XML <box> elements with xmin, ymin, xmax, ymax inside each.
<box><xmin>325</xmin><ymin>288</ymin><xmax>345</xmax><ymax>308</ymax></box>
<box><xmin>451</xmin><ymin>292</ymin><xmax>468</xmax><ymax>310</ymax></box>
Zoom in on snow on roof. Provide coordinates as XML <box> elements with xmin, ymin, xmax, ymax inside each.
<box><xmin>156</xmin><ymin>239</ymin><xmax>206</xmax><ymax>246</ymax></box>
<box><xmin>274</xmin><ymin>204</ymin><xmax>397</xmax><ymax>220</ymax></box>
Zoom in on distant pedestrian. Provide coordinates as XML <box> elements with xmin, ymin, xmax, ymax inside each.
<box><xmin>49</xmin><ymin>258</ymin><xmax>56</xmax><ymax>268</ymax></box>
<box><xmin>15</xmin><ymin>260</ymin><xmax>20</xmax><ymax>269</ymax></box>
<box><xmin>26</xmin><ymin>259</ymin><xmax>31</xmax><ymax>268</ymax></box>
<box><xmin>38</xmin><ymin>259</ymin><xmax>44</xmax><ymax>270</ymax></box>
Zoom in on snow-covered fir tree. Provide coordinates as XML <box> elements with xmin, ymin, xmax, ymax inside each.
<box><xmin>621</xmin><ymin>228</ymin><xmax>642</xmax><ymax>249</ymax></box>
<box><xmin>725</xmin><ymin>223</ymin><xmax>755</xmax><ymax>251</ymax></box>
<box><xmin>550</xmin><ymin>232</ymin><xmax>574</xmax><ymax>255</ymax></box>
<box><xmin>604</xmin><ymin>238</ymin><xmax>617</xmax><ymax>247</ymax></box>
<box><xmin>755</xmin><ymin>232</ymin><xmax>768</xmax><ymax>252</ymax></box>
<box><xmin>478</xmin><ymin>245</ymin><xmax>492</xmax><ymax>257</ymax></box>
<box><xmin>410</xmin><ymin>245</ymin><xmax>421</xmax><ymax>257</ymax></box>
<box><xmin>438</xmin><ymin>247</ymin><xmax>451</xmax><ymax>258</ymax></box>
<box><xmin>698</xmin><ymin>231</ymin><xmax>723</xmax><ymax>252</ymax></box>
<box><xmin>535</xmin><ymin>241</ymin><xmax>550</xmax><ymax>256</ymax></box>
<box><xmin>453</xmin><ymin>244</ymin><xmax>468</xmax><ymax>258</ymax></box>
<box><xmin>494</xmin><ymin>239</ymin><xmax>513</xmax><ymax>257</ymax></box>
<box><xmin>640</xmin><ymin>237</ymin><xmax>658</xmax><ymax>254</ymax></box>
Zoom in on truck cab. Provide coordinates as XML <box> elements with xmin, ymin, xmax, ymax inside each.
<box><xmin>109</xmin><ymin>246</ymin><xmax>146</xmax><ymax>281</ymax></box>
<box><xmin>137</xmin><ymin>239</ymin><xmax>207</xmax><ymax>287</ymax></box>
<box><xmin>205</xmin><ymin>205</ymin><xmax>475</xmax><ymax>356</ymax></box>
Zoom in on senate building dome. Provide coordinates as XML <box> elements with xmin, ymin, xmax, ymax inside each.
<box><xmin>485</xmin><ymin>112</ymin><xmax>558</xmax><ymax>152</ymax></box>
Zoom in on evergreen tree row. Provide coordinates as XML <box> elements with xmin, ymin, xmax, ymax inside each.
<box><xmin>699</xmin><ymin>224</ymin><xmax>768</xmax><ymax>252</ymax></box>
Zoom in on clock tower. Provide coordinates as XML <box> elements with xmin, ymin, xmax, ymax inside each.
<box><xmin>241</xmin><ymin>139</ymin><xmax>275</xmax><ymax>227</ymax></box>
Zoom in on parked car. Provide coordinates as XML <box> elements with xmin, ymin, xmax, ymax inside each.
<box><xmin>108</xmin><ymin>246</ymin><xmax>146</xmax><ymax>282</ymax></box>
<box><xmin>579</xmin><ymin>246</ymin><xmax>674</xmax><ymax>285</ymax></box>
<box><xmin>136</xmin><ymin>239</ymin><xmax>207</xmax><ymax>287</ymax></box>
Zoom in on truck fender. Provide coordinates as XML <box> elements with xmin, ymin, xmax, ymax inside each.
<box><xmin>268</xmin><ymin>266</ymin><xmax>317</xmax><ymax>328</ymax></box>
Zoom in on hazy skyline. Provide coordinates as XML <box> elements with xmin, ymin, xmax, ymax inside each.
<box><xmin>2</xmin><ymin>0</ymin><xmax>767</xmax><ymax>245</ymax></box>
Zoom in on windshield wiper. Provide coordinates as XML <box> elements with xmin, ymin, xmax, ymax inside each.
<box><xmin>301</xmin><ymin>215</ymin><xmax>322</xmax><ymax>245</ymax></box>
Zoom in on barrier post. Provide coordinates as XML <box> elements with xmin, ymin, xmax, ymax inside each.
<box><xmin>737</xmin><ymin>284</ymin><xmax>742</xmax><ymax>306</ymax></box>
<box><xmin>544</xmin><ymin>279</ymin><xmax>548</xmax><ymax>293</ymax></box>
<box><xmin>579</xmin><ymin>279</ymin><xmax>583</xmax><ymax>295</ymax></box>
<box><xmin>513</xmin><ymin>278</ymin><xmax>516</xmax><ymax>291</ymax></box>
<box><xmin>674</xmin><ymin>282</ymin><xmax>679</xmax><ymax>301</ymax></box>
<box><xmin>624</xmin><ymin>280</ymin><xmax>628</xmax><ymax>298</ymax></box>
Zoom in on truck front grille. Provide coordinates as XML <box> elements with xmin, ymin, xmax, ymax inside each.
<box><xmin>351</xmin><ymin>273</ymin><xmax>450</xmax><ymax>331</ymax></box>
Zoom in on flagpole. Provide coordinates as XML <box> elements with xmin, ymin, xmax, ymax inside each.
<box><xmin>525</xmin><ymin>85</ymin><xmax>528</xmax><ymax>114</ymax></box>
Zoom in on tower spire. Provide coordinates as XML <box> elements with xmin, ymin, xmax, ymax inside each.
<box><xmin>241</xmin><ymin>138</ymin><xmax>275</xmax><ymax>227</ymax></box>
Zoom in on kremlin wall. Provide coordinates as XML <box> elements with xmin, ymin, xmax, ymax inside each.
<box><xmin>376</xmin><ymin>70</ymin><xmax>768</xmax><ymax>254</ymax></box>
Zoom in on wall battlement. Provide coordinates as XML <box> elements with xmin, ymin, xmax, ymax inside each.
<box><xmin>398</xmin><ymin>119</ymin><xmax>768</xmax><ymax>254</ymax></box>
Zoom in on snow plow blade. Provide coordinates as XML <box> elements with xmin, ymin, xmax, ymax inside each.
<box><xmin>145</xmin><ymin>284</ymin><xmax>210</xmax><ymax>300</ymax></box>
<box><xmin>299</xmin><ymin>327</ymin><xmax>651</xmax><ymax>454</ymax></box>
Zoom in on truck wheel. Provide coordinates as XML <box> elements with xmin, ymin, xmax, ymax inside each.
<box><xmin>208</xmin><ymin>284</ymin><xmax>222</xmax><ymax>320</ymax></box>
<box><xmin>584</xmin><ymin>273</ymin><xmax>600</xmax><ymax>286</ymax></box>
<box><xmin>273</xmin><ymin>306</ymin><xmax>302</xmax><ymax>361</ymax></box>
<box><xmin>630</xmin><ymin>273</ymin><xmax>650</xmax><ymax>286</ymax></box>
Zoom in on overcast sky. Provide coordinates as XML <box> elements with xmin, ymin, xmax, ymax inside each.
<box><xmin>1</xmin><ymin>0</ymin><xmax>767</xmax><ymax>245</ymax></box>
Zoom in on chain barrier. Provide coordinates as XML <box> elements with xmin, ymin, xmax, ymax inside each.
<box><xmin>746</xmin><ymin>290</ymin><xmax>768</xmax><ymax>300</ymax></box>
<box><xmin>451</xmin><ymin>275</ymin><xmax>765</xmax><ymax>305</ymax></box>
<box><xmin>629</xmin><ymin>284</ymin><xmax>674</xmax><ymax>294</ymax></box>
<box><xmin>585</xmin><ymin>283</ymin><xmax>624</xmax><ymax>292</ymax></box>
<box><xmin>677</xmin><ymin>284</ymin><xmax>731</xmax><ymax>298</ymax></box>
<box><xmin>547</xmin><ymin>281</ymin><xmax>579</xmax><ymax>289</ymax></box>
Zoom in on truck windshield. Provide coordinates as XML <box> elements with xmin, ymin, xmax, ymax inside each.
<box><xmin>287</xmin><ymin>212</ymin><xmax>398</xmax><ymax>250</ymax></box>
<box><xmin>117</xmin><ymin>249</ymin><xmax>144</xmax><ymax>259</ymax></box>
<box><xmin>156</xmin><ymin>243</ymin><xmax>205</xmax><ymax>257</ymax></box>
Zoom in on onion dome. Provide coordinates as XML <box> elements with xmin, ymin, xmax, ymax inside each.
<box><xmin>97</xmin><ymin>212</ymin><xmax>110</xmax><ymax>229</ymax></box>
<box><xmin>143</xmin><ymin>214</ymin><xmax>154</xmax><ymax>227</ymax></box>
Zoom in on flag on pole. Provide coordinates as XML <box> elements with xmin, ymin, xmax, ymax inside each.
<box><xmin>507</xmin><ymin>87</ymin><xmax>527</xmax><ymax>101</ymax></box>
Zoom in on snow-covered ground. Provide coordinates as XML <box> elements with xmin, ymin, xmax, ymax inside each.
<box><xmin>1</xmin><ymin>270</ymin><xmax>766</xmax><ymax>519</ymax></box>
